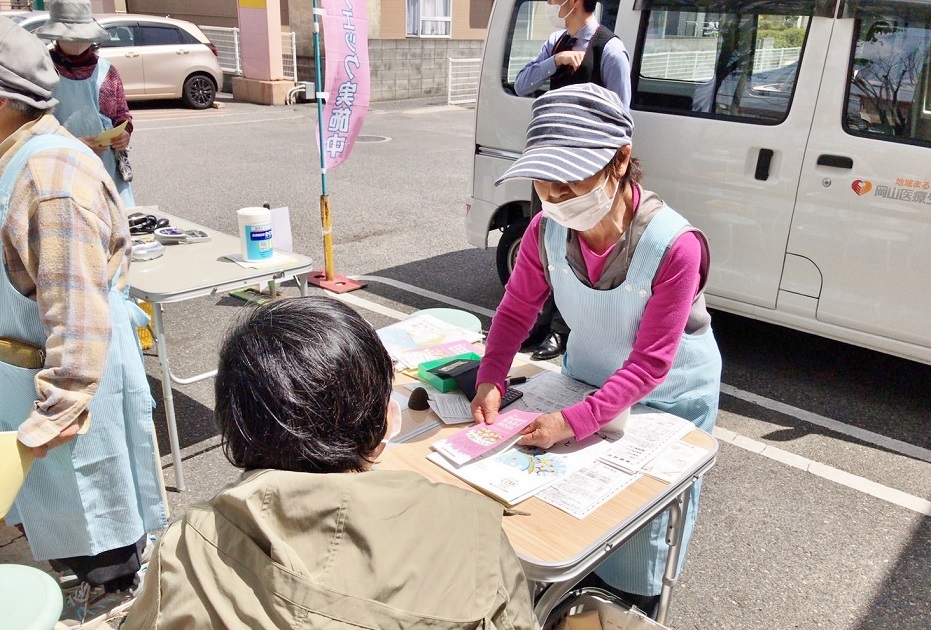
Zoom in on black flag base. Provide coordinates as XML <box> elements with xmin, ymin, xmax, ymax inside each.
<box><xmin>307</xmin><ymin>271</ymin><xmax>367</xmax><ymax>294</ymax></box>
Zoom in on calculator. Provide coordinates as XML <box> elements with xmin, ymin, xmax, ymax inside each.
<box><xmin>499</xmin><ymin>387</ymin><xmax>524</xmax><ymax>410</ymax></box>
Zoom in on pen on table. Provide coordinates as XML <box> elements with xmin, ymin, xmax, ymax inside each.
<box><xmin>505</xmin><ymin>376</ymin><xmax>527</xmax><ymax>387</ymax></box>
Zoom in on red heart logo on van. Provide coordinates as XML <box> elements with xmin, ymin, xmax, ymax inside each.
<box><xmin>852</xmin><ymin>180</ymin><xmax>872</xmax><ymax>195</ymax></box>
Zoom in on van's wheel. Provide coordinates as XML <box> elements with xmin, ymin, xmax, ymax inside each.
<box><xmin>496</xmin><ymin>218</ymin><xmax>530</xmax><ymax>285</ymax></box>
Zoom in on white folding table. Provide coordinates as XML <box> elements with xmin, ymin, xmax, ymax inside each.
<box><xmin>127</xmin><ymin>213</ymin><xmax>314</xmax><ymax>491</ymax></box>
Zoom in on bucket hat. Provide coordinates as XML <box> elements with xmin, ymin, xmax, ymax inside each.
<box><xmin>495</xmin><ymin>83</ymin><xmax>634</xmax><ymax>185</ymax></box>
<box><xmin>0</xmin><ymin>17</ymin><xmax>59</xmax><ymax>110</ymax></box>
<box><xmin>35</xmin><ymin>0</ymin><xmax>110</xmax><ymax>43</ymax></box>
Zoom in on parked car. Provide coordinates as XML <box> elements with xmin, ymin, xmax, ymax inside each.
<box><xmin>22</xmin><ymin>12</ymin><xmax>223</xmax><ymax>109</ymax></box>
<box><xmin>94</xmin><ymin>14</ymin><xmax>222</xmax><ymax>109</ymax></box>
<box><xmin>0</xmin><ymin>9</ymin><xmax>49</xmax><ymax>31</ymax></box>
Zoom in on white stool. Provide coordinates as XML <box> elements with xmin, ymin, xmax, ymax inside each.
<box><xmin>0</xmin><ymin>564</ymin><xmax>63</xmax><ymax>630</ymax></box>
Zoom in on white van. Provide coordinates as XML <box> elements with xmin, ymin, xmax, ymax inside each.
<box><xmin>466</xmin><ymin>0</ymin><xmax>931</xmax><ymax>365</ymax></box>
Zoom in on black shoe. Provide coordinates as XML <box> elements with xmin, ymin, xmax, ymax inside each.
<box><xmin>530</xmin><ymin>331</ymin><xmax>567</xmax><ymax>361</ymax></box>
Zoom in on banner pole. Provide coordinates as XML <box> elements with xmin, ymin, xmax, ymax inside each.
<box><xmin>312</xmin><ymin>0</ymin><xmax>334</xmax><ymax>282</ymax></box>
<box><xmin>308</xmin><ymin>0</ymin><xmax>365</xmax><ymax>293</ymax></box>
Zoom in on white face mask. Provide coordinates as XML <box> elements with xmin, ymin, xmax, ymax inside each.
<box><xmin>540</xmin><ymin>178</ymin><xmax>618</xmax><ymax>232</ymax></box>
<box><xmin>381</xmin><ymin>400</ymin><xmax>402</xmax><ymax>445</ymax></box>
<box><xmin>545</xmin><ymin>0</ymin><xmax>573</xmax><ymax>29</ymax></box>
<box><xmin>58</xmin><ymin>41</ymin><xmax>91</xmax><ymax>56</ymax></box>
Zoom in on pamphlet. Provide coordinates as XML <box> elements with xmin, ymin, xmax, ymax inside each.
<box><xmin>428</xmin><ymin>431</ymin><xmax>618</xmax><ymax>506</ymax></box>
<box><xmin>640</xmin><ymin>440</ymin><xmax>708</xmax><ymax>483</ymax></box>
<box><xmin>428</xmin><ymin>392</ymin><xmax>474</xmax><ymax>424</ymax></box>
<box><xmin>397</xmin><ymin>340</ymin><xmax>476</xmax><ymax>371</ymax></box>
<box><xmin>0</xmin><ymin>431</ymin><xmax>35</xmax><ymax>519</ymax></box>
<box><xmin>511</xmin><ymin>370</ymin><xmax>597</xmax><ymax>412</ymax></box>
<box><xmin>376</xmin><ymin>314</ymin><xmax>483</xmax><ymax>370</ymax></box>
<box><xmin>431</xmin><ymin>409</ymin><xmax>537</xmax><ymax>466</ymax></box>
<box><xmin>537</xmin><ymin>460</ymin><xmax>639</xmax><ymax>519</ymax></box>
<box><xmin>600</xmin><ymin>409</ymin><xmax>693</xmax><ymax>472</ymax></box>
<box><xmin>93</xmin><ymin>120</ymin><xmax>127</xmax><ymax>147</ymax></box>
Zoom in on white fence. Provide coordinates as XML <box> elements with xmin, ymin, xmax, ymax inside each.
<box><xmin>640</xmin><ymin>46</ymin><xmax>802</xmax><ymax>82</ymax></box>
<box><xmin>199</xmin><ymin>26</ymin><xmax>298</xmax><ymax>82</ymax></box>
<box><xmin>448</xmin><ymin>57</ymin><xmax>481</xmax><ymax>106</ymax></box>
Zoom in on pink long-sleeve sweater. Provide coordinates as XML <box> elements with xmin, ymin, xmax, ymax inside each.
<box><xmin>476</xmin><ymin>188</ymin><xmax>703</xmax><ymax>440</ymax></box>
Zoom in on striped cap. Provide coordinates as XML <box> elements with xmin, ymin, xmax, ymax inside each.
<box><xmin>495</xmin><ymin>83</ymin><xmax>634</xmax><ymax>185</ymax></box>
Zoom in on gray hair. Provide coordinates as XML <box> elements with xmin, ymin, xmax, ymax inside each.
<box><xmin>5</xmin><ymin>97</ymin><xmax>45</xmax><ymax>121</ymax></box>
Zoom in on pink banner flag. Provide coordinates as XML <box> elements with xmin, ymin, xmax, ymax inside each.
<box><xmin>317</xmin><ymin>0</ymin><xmax>370</xmax><ymax>169</ymax></box>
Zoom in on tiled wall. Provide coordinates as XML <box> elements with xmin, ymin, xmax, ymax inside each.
<box><xmin>296</xmin><ymin>38</ymin><xmax>484</xmax><ymax>102</ymax></box>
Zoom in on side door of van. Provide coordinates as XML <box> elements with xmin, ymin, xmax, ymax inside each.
<box><xmin>615</xmin><ymin>0</ymin><xmax>835</xmax><ymax>311</ymax></box>
<box><xmin>788</xmin><ymin>0</ymin><xmax>931</xmax><ymax>361</ymax></box>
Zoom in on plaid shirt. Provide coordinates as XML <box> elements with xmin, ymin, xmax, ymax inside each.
<box><xmin>0</xmin><ymin>114</ymin><xmax>131</xmax><ymax>447</ymax></box>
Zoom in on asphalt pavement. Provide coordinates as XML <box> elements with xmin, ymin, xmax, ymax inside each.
<box><xmin>1</xmin><ymin>92</ymin><xmax>928</xmax><ymax>629</ymax></box>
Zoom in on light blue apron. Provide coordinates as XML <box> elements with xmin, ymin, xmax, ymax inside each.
<box><xmin>0</xmin><ymin>134</ymin><xmax>165</xmax><ymax>561</ymax></box>
<box><xmin>52</xmin><ymin>58</ymin><xmax>135</xmax><ymax>207</ymax></box>
<box><xmin>544</xmin><ymin>206</ymin><xmax>722</xmax><ymax>596</ymax></box>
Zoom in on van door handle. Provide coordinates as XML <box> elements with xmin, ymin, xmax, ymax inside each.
<box><xmin>125</xmin><ymin>51</ymin><xmax>139</xmax><ymax>58</ymax></box>
<box><xmin>817</xmin><ymin>154</ymin><xmax>854</xmax><ymax>169</ymax></box>
<box><xmin>754</xmin><ymin>148</ymin><xmax>774</xmax><ymax>181</ymax></box>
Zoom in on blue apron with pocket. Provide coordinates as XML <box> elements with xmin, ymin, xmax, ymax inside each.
<box><xmin>52</xmin><ymin>58</ymin><xmax>135</xmax><ymax>207</ymax></box>
<box><xmin>544</xmin><ymin>205</ymin><xmax>722</xmax><ymax>595</ymax></box>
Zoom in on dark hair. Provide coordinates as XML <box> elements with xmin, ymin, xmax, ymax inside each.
<box><xmin>607</xmin><ymin>148</ymin><xmax>643</xmax><ymax>189</ymax></box>
<box><xmin>215</xmin><ymin>296</ymin><xmax>393</xmax><ymax>474</ymax></box>
<box><xmin>582</xmin><ymin>0</ymin><xmax>597</xmax><ymax>13</ymax></box>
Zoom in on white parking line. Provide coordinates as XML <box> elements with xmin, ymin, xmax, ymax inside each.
<box><xmin>133</xmin><ymin>115</ymin><xmax>305</xmax><ymax>132</ymax></box>
<box><xmin>334</xmin><ymin>276</ymin><xmax>931</xmax><ymax>516</ymax></box>
<box><xmin>713</xmin><ymin>427</ymin><xmax>931</xmax><ymax>516</ymax></box>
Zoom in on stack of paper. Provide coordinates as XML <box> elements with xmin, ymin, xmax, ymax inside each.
<box><xmin>426</xmin><ymin>405</ymin><xmax>707</xmax><ymax>517</ymax></box>
<box><xmin>431</xmin><ymin>409</ymin><xmax>537</xmax><ymax>465</ymax></box>
<box><xmin>429</xmin><ymin>430</ymin><xmax>618</xmax><ymax>506</ymax></box>
<box><xmin>376</xmin><ymin>314</ymin><xmax>483</xmax><ymax>370</ymax></box>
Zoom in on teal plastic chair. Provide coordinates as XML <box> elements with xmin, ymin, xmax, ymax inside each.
<box><xmin>408</xmin><ymin>308</ymin><xmax>482</xmax><ymax>334</ymax></box>
<box><xmin>0</xmin><ymin>564</ymin><xmax>63</xmax><ymax>630</ymax></box>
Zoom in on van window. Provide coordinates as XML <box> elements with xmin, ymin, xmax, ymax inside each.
<box><xmin>502</xmin><ymin>0</ymin><xmax>618</xmax><ymax>94</ymax></box>
<box><xmin>845</xmin><ymin>3</ymin><xmax>931</xmax><ymax>146</ymax></box>
<box><xmin>633</xmin><ymin>2</ymin><xmax>814</xmax><ymax>123</ymax></box>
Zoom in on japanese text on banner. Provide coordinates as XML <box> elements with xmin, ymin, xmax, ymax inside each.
<box><xmin>317</xmin><ymin>0</ymin><xmax>370</xmax><ymax>168</ymax></box>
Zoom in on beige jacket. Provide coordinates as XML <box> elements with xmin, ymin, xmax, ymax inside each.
<box><xmin>123</xmin><ymin>469</ymin><xmax>540</xmax><ymax>629</ymax></box>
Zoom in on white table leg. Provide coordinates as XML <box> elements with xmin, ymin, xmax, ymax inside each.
<box><xmin>151</xmin><ymin>304</ymin><xmax>186</xmax><ymax>492</ymax></box>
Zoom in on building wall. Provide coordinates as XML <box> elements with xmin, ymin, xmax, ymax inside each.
<box><xmin>125</xmin><ymin>0</ymin><xmax>289</xmax><ymax>28</ymax></box>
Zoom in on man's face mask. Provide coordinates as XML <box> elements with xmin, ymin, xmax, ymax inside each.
<box><xmin>545</xmin><ymin>0</ymin><xmax>574</xmax><ymax>29</ymax></box>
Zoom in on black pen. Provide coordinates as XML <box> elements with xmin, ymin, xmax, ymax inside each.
<box><xmin>505</xmin><ymin>376</ymin><xmax>527</xmax><ymax>386</ymax></box>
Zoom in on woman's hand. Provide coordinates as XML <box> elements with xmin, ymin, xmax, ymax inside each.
<box><xmin>79</xmin><ymin>136</ymin><xmax>107</xmax><ymax>153</ymax></box>
<box><xmin>29</xmin><ymin>421</ymin><xmax>81</xmax><ymax>459</ymax></box>
<box><xmin>110</xmin><ymin>130</ymin><xmax>131</xmax><ymax>151</ymax></box>
<box><xmin>517</xmin><ymin>412</ymin><xmax>574</xmax><ymax>449</ymax></box>
<box><xmin>471</xmin><ymin>382</ymin><xmax>502</xmax><ymax>424</ymax></box>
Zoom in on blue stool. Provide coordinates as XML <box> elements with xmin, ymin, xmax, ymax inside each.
<box><xmin>0</xmin><ymin>564</ymin><xmax>63</xmax><ymax>630</ymax></box>
<box><xmin>408</xmin><ymin>308</ymin><xmax>482</xmax><ymax>334</ymax></box>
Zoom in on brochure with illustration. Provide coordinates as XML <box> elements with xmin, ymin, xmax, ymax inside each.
<box><xmin>431</xmin><ymin>409</ymin><xmax>538</xmax><ymax>466</ymax></box>
<box><xmin>376</xmin><ymin>314</ymin><xmax>483</xmax><ymax>370</ymax></box>
<box><xmin>428</xmin><ymin>431</ymin><xmax>619</xmax><ymax>506</ymax></box>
